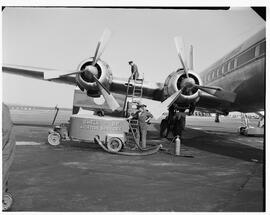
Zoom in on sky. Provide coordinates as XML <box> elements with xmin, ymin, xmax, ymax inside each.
<box><xmin>2</xmin><ymin>7</ymin><xmax>265</xmax><ymax>108</ymax></box>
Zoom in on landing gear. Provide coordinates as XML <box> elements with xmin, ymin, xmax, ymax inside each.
<box><xmin>173</xmin><ymin>115</ymin><xmax>185</xmax><ymax>136</ymax></box>
<box><xmin>160</xmin><ymin>113</ymin><xmax>186</xmax><ymax>138</ymax></box>
<box><xmin>215</xmin><ymin>113</ymin><xmax>220</xmax><ymax>123</ymax></box>
<box><xmin>160</xmin><ymin>118</ymin><xmax>168</xmax><ymax>138</ymax></box>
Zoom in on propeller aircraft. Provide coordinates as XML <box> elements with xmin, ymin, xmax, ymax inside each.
<box><xmin>3</xmin><ymin>24</ymin><xmax>265</xmax><ymax>134</ymax></box>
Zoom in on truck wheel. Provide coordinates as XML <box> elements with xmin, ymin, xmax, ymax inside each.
<box><xmin>2</xmin><ymin>192</ymin><xmax>13</xmax><ymax>211</ymax></box>
<box><xmin>107</xmin><ymin>137</ymin><xmax>123</xmax><ymax>152</ymax></box>
<box><xmin>48</xmin><ymin>132</ymin><xmax>61</xmax><ymax>146</ymax></box>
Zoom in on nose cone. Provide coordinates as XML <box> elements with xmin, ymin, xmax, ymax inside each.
<box><xmin>181</xmin><ymin>77</ymin><xmax>195</xmax><ymax>88</ymax></box>
<box><xmin>85</xmin><ymin>65</ymin><xmax>99</xmax><ymax>76</ymax></box>
<box><xmin>84</xmin><ymin>65</ymin><xmax>99</xmax><ymax>81</ymax></box>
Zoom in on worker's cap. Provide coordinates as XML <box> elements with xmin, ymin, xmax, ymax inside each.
<box><xmin>128</xmin><ymin>61</ymin><xmax>133</xmax><ymax>64</ymax></box>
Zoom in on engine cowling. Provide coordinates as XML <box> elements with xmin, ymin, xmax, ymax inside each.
<box><xmin>76</xmin><ymin>58</ymin><xmax>113</xmax><ymax>97</ymax></box>
<box><xmin>163</xmin><ymin>69</ymin><xmax>202</xmax><ymax>106</ymax></box>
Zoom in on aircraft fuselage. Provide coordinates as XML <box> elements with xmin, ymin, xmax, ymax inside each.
<box><xmin>199</xmin><ymin>28</ymin><xmax>265</xmax><ymax>113</ymax></box>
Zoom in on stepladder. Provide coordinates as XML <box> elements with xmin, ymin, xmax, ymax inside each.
<box><xmin>123</xmin><ymin>76</ymin><xmax>144</xmax><ymax>147</ymax></box>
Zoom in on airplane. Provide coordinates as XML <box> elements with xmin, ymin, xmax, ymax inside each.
<box><xmin>2</xmin><ymin>24</ymin><xmax>265</xmax><ymax>135</ymax></box>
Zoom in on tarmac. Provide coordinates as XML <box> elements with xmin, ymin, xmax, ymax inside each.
<box><xmin>7</xmin><ymin>109</ymin><xmax>264</xmax><ymax>212</ymax></box>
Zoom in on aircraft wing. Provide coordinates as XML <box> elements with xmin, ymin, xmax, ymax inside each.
<box><xmin>2</xmin><ymin>64</ymin><xmax>77</xmax><ymax>86</ymax></box>
<box><xmin>195</xmin><ymin>91</ymin><xmax>233</xmax><ymax>114</ymax></box>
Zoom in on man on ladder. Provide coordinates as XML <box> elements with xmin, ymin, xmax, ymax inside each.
<box><xmin>128</xmin><ymin>61</ymin><xmax>139</xmax><ymax>80</ymax></box>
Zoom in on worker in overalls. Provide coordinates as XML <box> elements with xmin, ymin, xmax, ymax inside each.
<box><xmin>129</xmin><ymin>103</ymin><xmax>153</xmax><ymax>148</ymax></box>
<box><xmin>2</xmin><ymin>103</ymin><xmax>16</xmax><ymax>211</ymax></box>
<box><xmin>128</xmin><ymin>61</ymin><xmax>139</xmax><ymax>80</ymax></box>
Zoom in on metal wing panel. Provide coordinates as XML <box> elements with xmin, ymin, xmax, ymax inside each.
<box><xmin>2</xmin><ymin>64</ymin><xmax>77</xmax><ymax>86</ymax></box>
<box><xmin>110</xmin><ymin>77</ymin><xmax>164</xmax><ymax>101</ymax></box>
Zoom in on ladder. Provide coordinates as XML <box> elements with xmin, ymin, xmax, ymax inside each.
<box><xmin>123</xmin><ymin>76</ymin><xmax>144</xmax><ymax>147</ymax></box>
<box><xmin>123</xmin><ymin>76</ymin><xmax>144</xmax><ymax>117</ymax></box>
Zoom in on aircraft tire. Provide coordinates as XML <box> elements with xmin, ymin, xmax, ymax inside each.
<box><xmin>173</xmin><ymin>117</ymin><xmax>186</xmax><ymax>136</ymax></box>
<box><xmin>107</xmin><ymin>137</ymin><xmax>123</xmax><ymax>152</ymax></box>
<box><xmin>48</xmin><ymin>132</ymin><xmax>61</xmax><ymax>146</ymax></box>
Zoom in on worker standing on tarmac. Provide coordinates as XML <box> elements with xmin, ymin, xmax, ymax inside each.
<box><xmin>129</xmin><ymin>103</ymin><xmax>153</xmax><ymax>148</ymax></box>
<box><xmin>2</xmin><ymin>103</ymin><xmax>16</xmax><ymax>211</ymax></box>
<box><xmin>128</xmin><ymin>61</ymin><xmax>139</xmax><ymax>80</ymax></box>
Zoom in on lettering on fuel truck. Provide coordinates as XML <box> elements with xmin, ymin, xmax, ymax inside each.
<box><xmin>79</xmin><ymin>119</ymin><xmax>122</xmax><ymax>131</ymax></box>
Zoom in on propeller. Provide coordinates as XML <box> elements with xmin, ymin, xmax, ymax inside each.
<box><xmin>174</xmin><ymin>36</ymin><xmax>236</xmax><ymax>103</ymax></box>
<box><xmin>92</xmin><ymin>28</ymin><xmax>111</xmax><ymax>66</ymax></box>
<box><xmin>189</xmin><ymin>45</ymin><xmax>194</xmax><ymax>71</ymax></box>
<box><xmin>153</xmin><ymin>36</ymin><xmax>237</xmax><ymax>119</ymax></box>
<box><xmin>44</xmin><ymin>29</ymin><xmax>120</xmax><ymax>111</ymax></box>
<box><xmin>174</xmin><ymin>37</ymin><xmax>189</xmax><ymax>78</ymax></box>
<box><xmin>92</xmin><ymin>75</ymin><xmax>120</xmax><ymax>111</ymax></box>
<box><xmin>150</xmin><ymin>88</ymin><xmax>184</xmax><ymax>119</ymax></box>
<box><xmin>192</xmin><ymin>84</ymin><xmax>236</xmax><ymax>103</ymax></box>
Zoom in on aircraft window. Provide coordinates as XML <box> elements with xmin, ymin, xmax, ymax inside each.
<box><xmin>229</xmin><ymin>59</ymin><xmax>234</xmax><ymax>70</ymax></box>
<box><xmin>255</xmin><ymin>45</ymin><xmax>260</xmax><ymax>57</ymax></box>
<box><xmin>237</xmin><ymin>47</ymin><xmax>256</xmax><ymax>66</ymax></box>
<box><xmin>214</xmin><ymin>69</ymin><xmax>218</xmax><ymax>79</ymax></box>
<box><xmin>217</xmin><ymin>68</ymin><xmax>222</xmax><ymax>77</ymax></box>
<box><xmin>207</xmin><ymin>73</ymin><xmax>212</xmax><ymax>82</ymax></box>
<box><xmin>223</xmin><ymin>62</ymin><xmax>228</xmax><ymax>74</ymax></box>
<box><xmin>259</xmin><ymin>41</ymin><xmax>266</xmax><ymax>55</ymax></box>
<box><xmin>212</xmin><ymin>70</ymin><xmax>216</xmax><ymax>79</ymax></box>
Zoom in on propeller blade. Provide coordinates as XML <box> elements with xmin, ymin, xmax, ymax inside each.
<box><xmin>44</xmin><ymin>69</ymin><xmax>81</xmax><ymax>80</ymax></box>
<box><xmin>92</xmin><ymin>28</ymin><xmax>111</xmax><ymax>66</ymax></box>
<box><xmin>174</xmin><ymin>36</ymin><xmax>189</xmax><ymax>78</ymax></box>
<box><xmin>189</xmin><ymin>45</ymin><xmax>194</xmax><ymax>70</ymax></box>
<box><xmin>194</xmin><ymin>84</ymin><xmax>222</xmax><ymax>91</ymax></box>
<box><xmin>194</xmin><ymin>84</ymin><xmax>236</xmax><ymax>103</ymax></box>
<box><xmin>151</xmin><ymin>89</ymin><xmax>183</xmax><ymax>119</ymax></box>
<box><xmin>92</xmin><ymin>75</ymin><xmax>120</xmax><ymax>111</ymax></box>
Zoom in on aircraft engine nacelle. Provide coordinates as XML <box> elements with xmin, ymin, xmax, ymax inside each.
<box><xmin>164</xmin><ymin>69</ymin><xmax>202</xmax><ymax>105</ymax></box>
<box><xmin>76</xmin><ymin>58</ymin><xmax>113</xmax><ymax>97</ymax></box>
